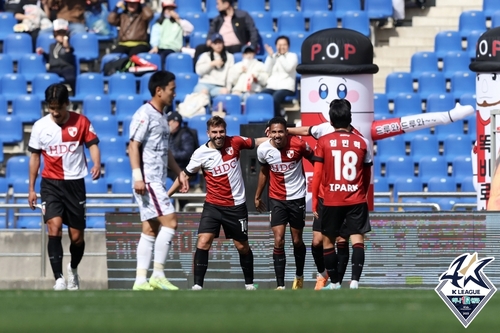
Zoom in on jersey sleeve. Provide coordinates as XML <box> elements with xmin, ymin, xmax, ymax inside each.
<box><xmin>299</xmin><ymin>138</ymin><xmax>314</xmax><ymax>160</ymax></box>
<box><xmin>27</xmin><ymin>122</ymin><xmax>42</xmax><ymax>154</ymax></box>
<box><xmin>184</xmin><ymin>147</ymin><xmax>203</xmax><ymax>176</ymax></box>
<box><xmin>129</xmin><ymin>109</ymin><xmax>149</xmax><ymax>143</ymax></box>
<box><xmin>311</xmin><ymin>137</ymin><xmax>325</xmax><ymax>163</ymax></box>
<box><xmin>83</xmin><ymin>116</ymin><xmax>99</xmax><ymax>148</ymax></box>
<box><xmin>363</xmin><ymin>137</ymin><xmax>374</xmax><ymax>166</ymax></box>
<box><xmin>234</xmin><ymin>136</ymin><xmax>255</xmax><ymax>150</ymax></box>
<box><xmin>309</xmin><ymin>122</ymin><xmax>331</xmax><ymax>140</ymax></box>
<box><xmin>257</xmin><ymin>145</ymin><xmax>268</xmax><ymax>165</ymax></box>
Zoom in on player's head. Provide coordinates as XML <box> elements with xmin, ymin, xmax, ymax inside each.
<box><xmin>329</xmin><ymin>99</ymin><xmax>352</xmax><ymax>129</ymax></box>
<box><xmin>45</xmin><ymin>83</ymin><xmax>70</xmax><ymax>125</ymax></box>
<box><xmin>267</xmin><ymin>117</ymin><xmax>287</xmax><ymax>149</ymax></box>
<box><xmin>148</xmin><ymin>70</ymin><xmax>176</xmax><ymax>107</ymax></box>
<box><xmin>206</xmin><ymin>115</ymin><xmax>226</xmax><ymax>149</ymax></box>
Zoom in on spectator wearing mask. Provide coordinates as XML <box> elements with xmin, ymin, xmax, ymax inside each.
<box><xmin>261</xmin><ymin>36</ymin><xmax>298</xmax><ymax>117</ymax></box>
<box><xmin>108</xmin><ymin>0</ymin><xmax>154</xmax><ymax>57</ymax></box>
<box><xmin>228</xmin><ymin>44</ymin><xmax>268</xmax><ymax>100</ymax></box>
<box><xmin>84</xmin><ymin>0</ymin><xmax>113</xmax><ymax>37</ymax></box>
<box><xmin>44</xmin><ymin>0</ymin><xmax>87</xmax><ymax>35</ymax></box>
<box><xmin>194</xmin><ymin>33</ymin><xmax>234</xmax><ymax>98</ymax></box>
<box><xmin>149</xmin><ymin>0</ymin><xmax>194</xmax><ymax>70</ymax></box>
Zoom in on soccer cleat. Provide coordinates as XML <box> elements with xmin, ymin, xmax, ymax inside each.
<box><xmin>350</xmin><ymin>280</ymin><xmax>359</xmax><ymax>289</ymax></box>
<box><xmin>245</xmin><ymin>284</ymin><xmax>258</xmax><ymax>290</ymax></box>
<box><xmin>321</xmin><ymin>282</ymin><xmax>341</xmax><ymax>290</ymax></box>
<box><xmin>53</xmin><ymin>277</ymin><xmax>66</xmax><ymax>291</ymax></box>
<box><xmin>132</xmin><ymin>281</ymin><xmax>154</xmax><ymax>291</ymax></box>
<box><xmin>275</xmin><ymin>286</ymin><xmax>286</xmax><ymax>290</ymax></box>
<box><xmin>149</xmin><ymin>276</ymin><xmax>179</xmax><ymax>290</ymax></box>
<box><xmin>314</xmin><ymin>273</ymin><xmax>329</xmax><ymax>290</ymax></box>
<box><xmin>191</xmin><ymin>284</ymin><xmax>203</xmax><ymax>290</ymax></box>
<box><xmin>66</xmin><ymin>263</ymin><xmax>79</xmax><ymax>291</ymax></box>
<box><xmin>292</xmin><ymin>276</ymin><xmax>304</xmax><ymax>290</ymax></box>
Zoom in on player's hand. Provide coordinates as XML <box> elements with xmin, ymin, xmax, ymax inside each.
<box><xmin>90</xmin><ymin>165</ymin><xmax>101</xmax><ymax>180</ymax></box>
<box><xmin>178</xmin><ymin>171</ymin><xmax>190</xmax><ymax>193</ymax></box>
<box><xmin>134</xmin><ymin>180</ymin><xmax>146</xmax><ymax>195</ymax></box>
<box><xmin>254</xmin><ymin>198</ymin><xmax>266</xmax><ymax>213</ymax></box>
<box><xmin>28</xmin><ymin>190</ymin><xmax>37</xmax><ymax>210</ymax></box>
<box><xmin>313</xmin><ymin>211</ymin><xmax>319</xmax><ymax>219</ymax></box>
<box><xmin>264</xmin><ymin>126</ymin><xmax>270</xmax><ymax>137</ymax></box>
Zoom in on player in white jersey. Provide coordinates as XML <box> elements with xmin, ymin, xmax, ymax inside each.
<box><xmin>28</xmin><ymin>83</ymin><xmax>101</xmax><ymax>291</ymax></box>
<box><xmin>128</xmin><ymin>71</ymin><xmax>190</xmax><ymax>291</ymax></box>
<box><xmin>168</xmin><ymin>116</ymin><xmax>267</xmax><ymax>290</ymax></box>
<box><xmin>255</xmin><ymin>117</ymin><xmax>314</xmax><ymax>290</ymax></box>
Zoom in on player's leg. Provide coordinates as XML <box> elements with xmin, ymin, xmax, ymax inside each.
<box><xmin>349</xmin><ymin>234</ymin><xmax>365</xmax><ymax>289</ymax></box>
<box><xmin>269</xmin><ymin>199</ymin><xmax>287</xmax><ymax>289</ymax></box>
<box><xmin>321</xmin><ymin>206</ymin><xmax>344</xmax><ymax>289</ymax></box>
<box><xmin>289</xmin><ymin>198</ymin><xmax>306</xmax><ymax>290</ymax></box>
<box><xmin>336</xmin><ymin>236</ymin><xmax>350</xmax><ymax>285</ymax></box>
<box><xmin>311</xmin><ymin>198</ymin><xmax>328</xmax><ymax>289</ymax></box>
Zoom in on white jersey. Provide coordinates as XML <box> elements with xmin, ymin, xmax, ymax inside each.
<box><xmin>310</xmin><ymin>122</ymin><xmax>334</xmax><ymax>139</ymax></box>
<box><xmin>129</xmin><ymin>103</ymin><xmax>170</xmax><ymax>183</ymax></box>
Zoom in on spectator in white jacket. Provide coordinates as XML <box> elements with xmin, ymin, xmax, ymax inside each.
<box><xmin>149</xmin><ymin>0</ymin><xmax>194</xmax><ymax>70</ymax></box>
<box><xmin>261</xmin><ymin>36</ymin><xmax>298</xmax><ymax>117</ymax></box>
<box><xmin>228</xmin><ymin>45</ymin><xmax>268</xmax><ymax>100</ymax></box>
<box><xmin>194</xmin><ymin>33</ymin><xmax>235</xmax><ymax>98</ymax></box>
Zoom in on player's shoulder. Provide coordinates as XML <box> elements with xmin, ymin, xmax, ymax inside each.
<box><xmin>132</xmin><ymin>103</ymin><xmax>154</xmax><ymax>117</ymax></box>
<box><xmin>33</xmin><ymin>114</ymin><xmax>52</xmax><ymax>126</ymax></box>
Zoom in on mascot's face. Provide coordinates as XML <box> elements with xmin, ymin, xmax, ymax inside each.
<box><xmin>476</xmin><ymin>72</ymin><xmax>500</xmax><ymax>119</ymax></box>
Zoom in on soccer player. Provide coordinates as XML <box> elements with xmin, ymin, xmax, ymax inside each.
<box><xmin>311</xmin><ymin>99</ymin><xmax>372</xmax><ymax>290</ymax></box>
<box><xmin>254</xmin><ymin>117</ymin><xmax>313</xmax><ymax>290</ymax></box>
<box><xmin>128</xmin><ymin>70</ymin><xmax>190</xmax><ymax>291</ymax></box>
<box><xmin>168</xmin><ymin>115</ymin><xmax>267</xmax><ymax>290</ymax></box>
<box><xmin>28</xmin><ymin>83</ymin><xmax>101</xmax><ymax>291</ymax></box>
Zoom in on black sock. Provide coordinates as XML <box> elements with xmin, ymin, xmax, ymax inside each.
<box><xmin>193</xmin><ymin>248</ymin><xmax>209</xmax><ymax>287</ymax></box>
<box><xmin>311</xmin><ymin>244</ymin><xmax>324</xmax><ymax>274</ymax></box>
<box><xmin>239</xmin><ymin>248</ymin><xmax>254</xmax><ymax>285</ymax></box>
<box><xmin>351</xmin><ymin>243</ymin><xmax>365</xmax><ymax>281</ymax></box>
<box><xmin>48</xmin><ymin>236</ymin><xmax>63</xmax><ymax>280</ymax></box>
<box><xmin>336</xmin><ymin>241</ymin><xmax>349</xmax><ymax>284</ymax></box>
<box><xmin>293</xmin><ymin>242</ymin><xmax>306</xmax><ymax>277</ymax></box>
<box><xmin>323</xmin><ymin>248</ymin><xmax>339</xmax><ymax>284</ymax></box>
<box><xmin>273</xmin><ymin>247</ymin><xmax>286</xmax><ymax>287</ymax></box>
<box><xmin>70</xmin><ymin>241</ymin><xmax>85</xmax><ymax>269</ymax></box>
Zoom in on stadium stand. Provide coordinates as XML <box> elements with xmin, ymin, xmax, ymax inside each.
<box><xmin>458</xmin><ymin>10</ymin><xmax>486</xmax><ymax>38</ymax></box>
<box><xmin>309</xmin><ymin>11</ymin><xmax>337</xmax><ymax>33</ymax></box>
<box><xmin>3</xmin><ymin>33</ymin><xmax>32</xmax><ymax>61</ymax></box>
<box><xmin>385</xmin><ymin>72</ymin><xmax>414</xmax><ymax>101</ymax></box>
<box><xmin>342</xmin><ymin>11</ymin><xmax>370</xmax><ymax>38</ymax></box>
<box><xmin>418</xmin><ymin>156</ymin><xmax>449</xmax><ymax>184</ymax></box>
<box><xmin>18</xmin><ymin>54</ymin><xmax>46</xmax><ymax>82</ymax></box>
<box><xmin>434</xmin><ymin>31</ymin><xmax>462</xmax><ymax>60</ymax></box>
<box><xmin>269</xmin><ymin>0</ymin><xmax>298</xmax><ymax>19</ymax></box>
<box><xmin>212</xmin><ymin>94</ymin><xmax>242</xmax><ymax>115</ymax></box>
<box><xmin>333</xmin><ymin>0</ymin><xmax>362</xmax><ymax>20</ymax></box>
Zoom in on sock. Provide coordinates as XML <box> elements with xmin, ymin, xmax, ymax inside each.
<box><xmin>152</xmin><ymin>227</ymin><xmax>175</xmax><ymax>278</ymax></box>
<box><xmin>239</xmin><ymin>249</ymin><xmax>254</xmax><ymax>285</ymax></box>
<box><xmin>351</xmin><ymin>243</ymin><xmax>365</xmax><ymax>282</ymax></box>
<box><xmin>135</xmin><ymin>233</ymin><xmax>155</xmax><ymax>284</ymax></box>
<box><xmin>323</xmin><ymin>248</ymin><xmax>339</xmax><ymax>284</ymax></box>
<box><xmin>293</xmin><ymin>242</ymin><xmax>306</xmax><ymax>277</ymax></box>
<box><xmin>336</xmin><ymin>241</ymin><xmax>349</xmax><ymax>284</ymax></box>
<box><xmin>311</xmin><ymin>244</ymin><xmax>325</xmax><ymax>275</ymax></box>
<box><xmin>69</xmin><ymin>241</ymin><xmax>85</xmax><ymax>272</ymax></box>
<box><xmin>193</xmin><ymin>248</ymin><xmax>209</xmax><ymax>287</ymax></box>
<box><xmin>273</xmin><ymin>247</ymin><xmax>286</xmax><ymax>287</ymax></box>
<box><xmin>48</xmin><ymin>236</ymin><xmax>63</xmax><ymax>281</ymax></box>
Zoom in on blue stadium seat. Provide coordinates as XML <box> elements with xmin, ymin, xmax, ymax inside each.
<box><xmin>458</xmin><ymin>11</ymin><xmax>486</xmax><ymax>38</ymax></box>
<box><xmin>85</xmin><ymin>177</ymin><xmax>108</xmax><ymax>193</ymax></box>
<box><xmin>434</xmin><ymin>120</ymin><xmax>465</xmax><ymax>141</ymax></box>
<box><xmin>83</xmin><ymin>95</ymin><xmax>112</xmax><ymax>117</ymax></box>
<box><xmin>187</xmin><ymin>114</ymin><xmax>209</xmax><ymax>145</ymax></box>
<box><xmin>205</xmin><ymin>0</ymin><xmax>219</xmax><ymax>18</ymax></box>
<box><xmin>165</xmin><ymin>52</ymin><xmax>194</xmax><ymax>74</ymax></box>
<box><xmin>393</xmin><ymin>93</ymin><xmax>421</xmax><ymax>117</ymax></box>
<box><xmin>278</xmin><ymin>12</ymin><xmax>305</xmax><ymax>33</ymax></box>
<box><xmin>451</xmin><ymin>72</ymin><xmax>475</xmax><ymax>100</ymax></box>
<box><xmin>485</xmin><ymin>0</ymin><xmax>500</xmax><ymax>19</ymax></box>
<box><xmin>107</xmin><ymin>73</ymin><xmax>137</xmax><ymax>101</ymax></box>
<box><xmin>225</xmin><ymin>115</ymin><xmax>248</xmax><ymax>137</ymax></box>
<box><xmin>1</xmin><ymin>74</ymin><xmax>28</xmax><ymax>102</ymax></box>
<box><xmin>6</xmin><ymin>156</ymin><xmax>30</xmax><ymax>182</ymax></box>
<box><xmin>385</xmin><ymin>72</ymin><xmax>413</xmax><ymax>101</ymax></box>
<box><xmin>437</xmin><ymin>197</ymin><xmax>461</xmax><ymax>211</ymax></box>
<box><xmin>374</xmin><ymin>93</ymin><xmax>389</xmax><ymax>115</ymax></box>
<box><xmin>237</xmin><ymin>0</ymin><xmax>266</xmax><ymax>13</ymax></box>
<box><xmin>212</xmin><ymin>94</ymin><xmax>242</xmax><ymax>115</ymax></box>
<box><xmin>385</xmin><ymin>156</ymin><xmax>415</xmax><ymax>184</ymax></box>
<box><xmin>0</xmin><ymin>12</ymin><xmax>17</xmax><ymax>42</ymax></box>
<box><xmin>138</xmin><ymin>72</ymin><xmax>154</xmax><ymax>102</ymax></box>
<box><xmin>0</xmin><ymin>115</ymin><xmax>23</xmax><ymax>144</ymax></box>
<box><xmin>302</xmin><ymin>0</ymin><xmax>330</xmax><ymax>19</ymax></box>
<box><xmin>12</xmin><ymin>95</ymin><xmax>42</xmax><ymax>123</ymax></box>
<box><xmin>342</xmin><ymin>11</ymin><xmax>370</xmax><ymax>37</ymax></box>
<box><xmin>245</xmin><ymin>93</ymin><xmax>274</xmax><ymax>122</ymax></box>
<box><xmin>401</xmin><ymin>197</ymin><xmax>434</xmax><ymax>212</ymax></box>
<box><xmin>89</xmin><ymin>115</ymin><xmax>119</xmax><ymax>137</ymax></box>
<box><xmin>288</xmin><ymin>31</ymin><xmax>306</xmax><ymax>55</ymax></box>
<box><xmin>174</xmin><ymin>72</ymin><xmax>199</xmax><ymax>104</ymax></box>
<box><xmin>251</xmin><ymin>11</ymin><xmax>274</xmax><ymax>33</ymax></box>
<box><xmin>233</xmin><ymin>52</ymin><xmax>243</xmax><ymax>64</ymax></box>
<box><xmin>417</xmin><ymin>72</ymin><xmax>446</xmax><ymax>101</ymax></box>
<box><xmin>190</xmin><ymin>31</ymin><xmax>208</xmax><ymax>48</ymax></box>
<box><xmin>425</xmin><ymin>93</ymin><xmax>455</xmax><ymax>113</ymax></box>
<box><xmin>373</xmin><ymin>160</ymin><xmax>382</xmax><ymax>178</ymax></box>
<box><xmin>71</xmin><ymin>32</ymin><xmax>99</xmax><ymax>63</ymax></box>
<box><xmin>442</xmin><ymin>51</ymin><xmax>471</xmax><ymax>79</ymax></box>
<box><xmin>333</xmin><ymin>0</ymin><xmax>361</xmax><ymax>20</ymax></box>
<box><xmin>0</xmin><ymin>95</ymin><xmax>6</xmax><ymax>116</ymax></box>
<box><xmin>374</xmin><ymin>196</ymin><xmax>391</xmax><ymax>212</ymax></box>
<box><xmin>418</xmin><ymin>156</ymin><xmax>448</xmax><ymax>184</ymax></box>
<box><xmin>148</xmin><ymin>12</ymin><xmax>161</xmax><ymax>35</ymax></box>
<box><xmin>115</xmin><ymin>95</ymin><xmax>143</xmax><ymax>122</ymax></box>
<box><xmin>401</xmin><ymin>127</ymin><xmax>432</xmax><ymax>144</ymax></box>
<box><xmin>427</xmin><ymin>176</ymin><xmax>456</xmax><ymax>192</ymax></box>
<box><xmin>121</xmin><ymin>116</ymin><xmax>133</xmax><ymax>141</ymax></box>
<box><xmin>364</xmin><ymin>0</ymin><xmax>393</xmax><ymax>20</ymax></box>
<box><xmin>464</xmin><ymin>114</ymin><xmax>476</xmax><ymax>139</ymax></box>
<box><xmin>136</xmin><ymin>53</ymin><xmax>161</xmax><ymax>70</ymax></box>
<box><xmin>434</xmin><ymin>30</ymin><xmax>462</xmax><ymax>59</ymax></box>
<box><xmin>105</xmin><ymin>156</ymin><xmax>132</xmax><ymax>183</ymax></box>
<box><xmin>466</xmin><ymin>30</ymin><xmax>484</xmax><ymax>59</ymax></box>
<box><xmin>99</xmin><ymin>136</ymin><xmax>127</xmax><ymax>162</ymax></box>
<box><xmin>393</xmin><ymin>177</ymin><xmax>423</xmax><ymax>200</ymax></box>
<box><xmin>260</xmin><ymin>32</ymin><xmax>278</xmax><ymax>51</ymax></box>
<box><xmin>452</xmin><ymin>155</ymin><xmax>473</xmax><ymax>182</ymax></box>
<box><xmin>269</xmin><ymin>0</ymin><xmax>297</xmax><ymax>19</ymax></box>
<box><xmin>459</xmin><ymin>93</ymin><xmax>476</xmax><ymax>110</ymax></box>
<box><xmin>31</xmin><ymin>73</ymin><xmax>63</xmax><ymax>100</ymax></box>
<box><xmin>460</xmin><ymin>176</ymin><xmax>475</xmax><ymax>192</ymax></box>
<box><xmin>410</xmin><ymin>51</ymin><xmax>439</xmax><ymax>80</ymax></box>
<box><xmin>0</xmin><ymin>54</ymin><xmax>14</xmax><ymax>77</ymax></box>
<box><xmin>410</xmin><ymin>135</ymin><xmax>439</xmax><ymax>162</ymax></box>
<box><xmin>72</xmin><ymin>73</ymin><xmax>105</xmax><ymax>101</ymax></box>
<box><xmin>36</xmin><ymin>32</ymin><xmax>56</xmax><ymax>52</ymax></box>
<box><xmin>183</xmin><ymin>12</ymin><xmax>209</xmax><ymax>32</ymax></box>
<box><xmin>176</xmin><ymin>0</ymin><xmax>202</xmax><ymax>15</ymax></box>
<box><xmin>492</xmin><ymin>10</ymin><xmax>500</xmax><ymax>28</ymax></box>
<box><xmin>443</xmin><ymin>135</ymin><xmax>471</xmax><ymax>163</ymax></box>
<box><xmin>376</xmin><ymin>135</ymin><xmax>406</xmax><ymax>162</ymax></box>
<box><xmin>3</xmin><ymin>33</ymin><xmax>32</xmax><ymax>61</ymax></box>
<box><xmin>374</xmin><ymin>177</ymin><xmax>389</xmax><ymax>192</ymax></box>
<box><xmin>0</xmin><ymin>140</ymin><xmax>3</xmax><ymax>164</ymax></box>
<box><xmin>112</xmin><ymin>178</ymin><xmax>133</xmax><ymax>193</ymax></box>
<box><xmin>12</xmin><ymin>177</ymin><xmax>41</xmax><ymax>193</ymax></box>
<box><xmin>100</xmin><ymin>53</ymin><xmax>128</xmax><ymax>78</ymax></box>
<box><xmin>18</xmin><ymin>54</ymin><xmax>46</xmax><ymax>82</ymax></box>
<box><xmin>309</xmin><ymin>11</ymin><xmax>337</xmax><ymax>33</ymax></box>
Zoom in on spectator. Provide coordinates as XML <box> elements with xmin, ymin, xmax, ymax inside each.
<box><xmin>378</xmin><ymin>0</ymin><xmax>405</xmax><ymax>28</ymax></box>
<box><xmin>194</xmin><ymin>33</ymin><xmax>234</xmax><ymax>98</ymax></box>
<box><xmin>108</xmin><ymin>0</ymin><xmax>154</xmax><ymax>57</ymax></box>
<box><xmin>193</xmin><ymin>0</ymin><xmax>258</xmax><ymax>63</ymax></box>
<box><xmin>228</xmin><ymin>44</ymin><xmax>268</xmax><ymax>100</ymax></box>
<box><xmin>261</xmin><ymin>36</ymin><xmax>298</xmax><ymax>117</ymax></box>
<box><xmin>13</xmin><ymin>1</ymin><xmax>52</xmax><ymax>51</ymax></box>
<box><xmin>84</xmin><ymin>0</ymin><xmax>113</xmax><ymax>37</ymax></box>
<box><xmin>149</xmin><ymin>0</ymin><xmax>194</xmax><ymax>70</ymax></box>
<box><xmin>167</xmin><ymin>111</ymin><xmax>197</xmax><ymax>181</ymax></box>
<box><xmin>36</xmin><ymin>19</ymin><xmax>77</xmax><ymax>92</ymax></box>
<box><xmin>44</xmin><ymin>0</ymin><xmax>87</xmax><ymax>35</ymax></box>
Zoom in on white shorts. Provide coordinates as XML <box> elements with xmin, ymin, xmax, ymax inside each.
<box><xmin>133</xmin><ymin>182</ymin><xmax>175</xmax><ymax>221</ymax></box>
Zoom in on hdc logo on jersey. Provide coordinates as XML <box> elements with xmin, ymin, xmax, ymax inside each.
<box><xmin>270</xmin><ymin>161</ymin><xmax>296</xmax><ymax>173</ymax></box>
<box><xmin>212</xmin><ymin>158</ymin><xmax>237</xmax><ymax>176</ymax></box>
<box><xmin>68</xmin><ymin>127</ymin><xmax>78</xmax><ymax>137</ymax></box>
<box><xmin>435</xmin><ymin>252</ymin><xmax>496</xmax><ymax>328</ymax></box>
<box><xmin>225</xmin><ymin>147</ymin><xmax>234</xmax><ymax>155</ymax></box>
<box><xmin>286</xmin><ymin>150</ymin><xmax>295</xmax><ymax>159</ymax></box>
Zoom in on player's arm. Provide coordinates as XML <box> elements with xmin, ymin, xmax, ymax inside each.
<box><xmin>287</xmin><ymin>126</ymin><xmax>311</xmax><ymax>136</ymax></box>
<box><xmin>168</xmin><ymin>152</ymin><xmax>201</xmax><ymax>197</ymax></box>
<box><xmin>128</xmin><ymin>140</ymin><xmax>146</xmax><ymax>196</ymax></box>
<box><xmin>168</xmin><ymin>150</ymin><xmax>189</xmax><ymax>193</ymax></box>
<box><xmin>311</xmin><ymin>160</ymin><xmax>323</xmax><ymax>218</ymax></box>
<box><xmin>362</xmin><ymin>164</ymin><xmax>372</xmax><ymax>195</ymax></box>
<box><xmin>254</xmin><ymin>164</ymin><xmax>269</xmax><ymax>213</ymax></box>
<box><xmin>28</xmin><ymin>151</ymin><xmax>41</xmax><ymax>210</ymax></box>
<box><xmin>88</xmin><ymin>144</ymin><xmax>101</xmax><ymax>180</ymax></box>
<box><xmin>254</xmin><ymin>137</ymin><xmax>268</xmax><ymax>147</ymax></box>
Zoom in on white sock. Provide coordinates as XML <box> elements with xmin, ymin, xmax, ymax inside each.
<box><xmin>152</xmin><ymin>227</ymin><xmax>175</xmax><ymax>278</ymax></box>
<box><xmin>135</xmin><ymin>233</ymin><xmax>155</xmax><ymax>284</ymax></box>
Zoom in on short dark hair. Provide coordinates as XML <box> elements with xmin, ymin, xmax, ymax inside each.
<box><xmin>148</xmin><ymin>70</ymin><xmax>176</xmax><ymax>97</ymax></box>
<box><xmin>221</xmin><ymin>0</ymin><xmax>234</xmax><ymax>6</ymax></box>
<box><xmin>329</xmin><ymin>99</ymin><xmax>352</xmax><ymax>129</ymax></box>
<box><xmin>275</xmin><ymin>35</ymin><xmax>290</xmax><ymax>46</ymax></box>
<box><xmin>207</xmin><ymin>115</ymin><xmax>226</xmax><ymax>130</ymax></box>
<box><xmin>268</xmin><ymin>117</ymin><xmax>287</xmax><ymax>129</ymax></box>
<box><xmin>45</xmin><ymin>83</ymin><xmax>69</xmax><ymax>105</ymax></box>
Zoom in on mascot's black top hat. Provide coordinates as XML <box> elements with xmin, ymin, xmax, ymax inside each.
<box><xmin>296</xmin><ymin>28</ymin><xmax>379</xmax><ymax>75</ymax></box>
<box><xmin>470</xmin><ymin>27</ymin><xmax>500</xmax><ymax>72</ymax></box>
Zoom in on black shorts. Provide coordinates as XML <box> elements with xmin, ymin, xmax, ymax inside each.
<box><xmin>269</xmin><ymin>198</ymin><xmax>305</xmax><ymax>229</ymax></box>
<box><xmin>199</xmin><ymin>202</ymin><xmax>248</xmax><ymax>241</ymax></box>
<box><xmin>312</xmin><ymin>197</ymin><xmax>324</xmax><ymax>232</ymax></box>
<box><xmin>40</xmin><ymin>178</ymin><xmax>86</xmax><ymax>230</ymax></box>
<box><xmin>321</xmin><ymin>202</ymin><xmax>371</xmax><ymax>239</ymax></box>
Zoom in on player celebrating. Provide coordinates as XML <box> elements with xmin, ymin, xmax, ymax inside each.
<box><xmin>255</xmin><ymin>117</ymin><xmax>313</xmax><ymax>290</ymax></box>
<box><xmin>28</xmin><ymin>83</ymin><xmax>101</xmax><ymax>291</ymax></box>
<box><xmin>168</xmin><ymin>116</ymin><xmax>267</xmax><ymax>290</ymax></box>
<box><xmin>129</xmin><ymin>71</ymin><xmax>190</xmax><ymax>291</ymax></box>
<box><xmin>311</xmin><ymin>99</ymin><xmax>372</xmax><ymax>290</ymax></box>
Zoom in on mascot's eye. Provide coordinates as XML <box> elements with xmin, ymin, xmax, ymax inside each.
<box><xmin>337</xmin><ymin>83</ymin><xmax>347</xmax><ymax>99</ymax></box>
<box><xmin>493</xmin><ymin>74</ymin><xmax>497</xmax><ymax>81</ymax></box>
<box><xmin>319</xmin><ymin>83</ymin><xmax>328</xmax><ymax>99</ymax></box>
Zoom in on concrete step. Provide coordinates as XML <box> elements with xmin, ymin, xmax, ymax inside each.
<box><xmin>389</xmin><ymin>36</ymin><xmax>434</xmax><ymax>47</ymax></box>
<box><xmin>375</xmin><ymin>56</ymin><xmax>412</xmax><ymax>67</ymax></box>
<box><xmin>413</xmin><ymin>16</ymin><xmax>459</xmax><ymax>27</ymax></box>
<box><xmin>436</xmin><ymin>0</ymin><xmax>482</xmax><ymax>7</ymax></box>
<box><xmin>425</xmin><ymin>6</ymin><xmax>472</xmax><ymax>17</ymax></box>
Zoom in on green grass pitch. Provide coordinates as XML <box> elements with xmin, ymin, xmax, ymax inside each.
<box><xmin>0</xmin><ymin>289</ymin><xmax>497</xmax><ymax>332</ymax></box>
